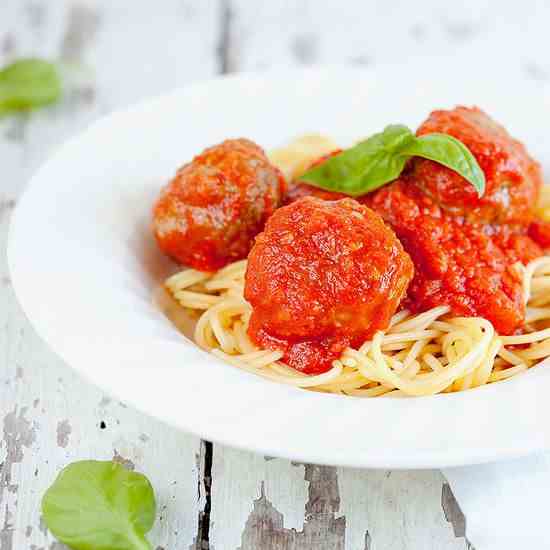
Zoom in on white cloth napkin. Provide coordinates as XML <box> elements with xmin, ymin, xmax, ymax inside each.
<box><xmin>443</xmin><ymin>453</ymin><xmax>550</xmax><ymax>549</ymax></box>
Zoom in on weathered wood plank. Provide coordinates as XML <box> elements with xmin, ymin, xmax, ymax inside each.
<box><xmin>209</xmin><ymin>448</ymin><xmax>468</xmax><ymax>550</ymax></box>
<box><xmin>0</xmin><ymin>1</ymin><xmax>220</xmax><ymax>548</ymax></box>
<box><xmin>227</xmin><ymin>0</ymin><xmax>550</xmax><ymax>80</ymax></box>
<box><xmin>337</xmin><ymin>469</ymin><xmax>467</xmax><ymax>550</ymax></box>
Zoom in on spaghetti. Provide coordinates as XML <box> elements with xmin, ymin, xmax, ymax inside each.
<box><xmin>159</xmin><ymin>134</ymin><xmax>550</xmax><ymax>398</ymax></box>
<box><xmin>163</xmin><ymin>255</ymin><xmax>550</xmax><ymax>397</ymax></box>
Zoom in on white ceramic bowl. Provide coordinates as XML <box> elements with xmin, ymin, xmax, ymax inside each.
<box><xmin>9</xmin><ymin>65</ymin><xmax>550</xmax><ymax>468</ymax></box>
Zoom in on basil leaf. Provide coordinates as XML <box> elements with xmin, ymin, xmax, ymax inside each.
<box><xmin>298</xmin><ymin>124</ymin><xmax>485</xmax><ymax>198</ymax></box>
<box><xmin>42</xmin><ymin>460</ymin><xmax>156</xmax><ymax>550</ymax></box>
<box><xmin>401</xmin><ymin>132</ymin><xmax>485</xmax><ymax>197</ymax></box>
<box><xmin>298</xmin><ymin>125</ymin><xmax>415</xmax><ymax>197</ymax></box>
<box><xmin>0</xmin><ymin>58</ymin><xmax>61</xmax><ymax>115</ymax></box>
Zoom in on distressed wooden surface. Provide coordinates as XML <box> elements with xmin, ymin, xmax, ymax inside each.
<box><xmin>1</xmin><ymin>1</ymin><xmax>549</xmax><ymax>548</ymax></box>
<box><xmin>0</xmin><ymin>2</ymin><xmax>220</xmax><ymax>549</ymax></box>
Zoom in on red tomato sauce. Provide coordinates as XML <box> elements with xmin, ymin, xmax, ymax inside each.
<box><xmin>244</xmin><ymin>197</ymin><xmax>413</xmax><ymax>374</ymax></box>
<box><xmin>413</xmin><ymin>106</ymin><xmax>542</xmax><ymax>225</ymax></box>
<box><xmin>365</xmin><ymin>177</ymin><xmax>542</xmax><ymax>334</ymax></box>
<box><xmin>528</xmin><ymin>219</ymin><xmax>550</xmax><ymax>249</ymax></box>
<box><xmin>285</xmin><ymin>107</ymin><xmax>545</xmax><ymax>337</ymax></box>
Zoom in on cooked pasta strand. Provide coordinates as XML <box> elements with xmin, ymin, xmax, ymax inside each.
<box><xmin>163</xmin><ymin>255</ymin><xmax>550</xmax><ymax>398</ymax></box>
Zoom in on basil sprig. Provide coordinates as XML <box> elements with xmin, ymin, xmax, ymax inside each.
<box><xmin>298</xmin><ymin>124</ymin><xmax>485</xmax><ymax>197</ymax></box>
<box><xmin>0</xmin><ymin>58</ymin><xmax>61</xmax><ymax>116</ymax></box>
<box><xmin>42</xmin><ymin>460</ymin><xmax>156</xmax><ymax>550</ymax></box>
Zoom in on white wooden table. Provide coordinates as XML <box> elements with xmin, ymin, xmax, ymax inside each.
<box><xmin>1</xmin><ymin>1</ymin><xmax>549</xmax><ymax>548</ymax></box>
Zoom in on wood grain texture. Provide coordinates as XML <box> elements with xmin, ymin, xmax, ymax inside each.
<box><xmin>2</xmin><ymin>0</ymin><xmax>550</xmax><ymax>548</ymax></box>
<box><xmin>227</xmin><ymin>0</ymin><xmax>550</xmax><ymax>79</ymax></box>
<box><xmin>210</xmin><ymin>449</ymin><xmax>468</xmax><ymax>550</ymax></box>
<box><xmin>0</xmin><ymin>1</ymin><xmax>220</xmax><ymax>548</ymax></box>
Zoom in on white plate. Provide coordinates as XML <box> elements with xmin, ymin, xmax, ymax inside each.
<box><xmin>9</xmin><ymin>65</ymin><xmax>550</xmax><ymax>468</ymax></box>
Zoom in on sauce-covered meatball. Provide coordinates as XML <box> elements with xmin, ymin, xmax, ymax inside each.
<box><xmin>244</xmin><ymin>197</ymin><xmax>414</xmax><ymax>374</ymax></box>
<box><xmin>153</xmin><ymin>139</ymin><xmax>285</xmax><ymax>271</ymax></box>
<box><xmin>366</xmin><ymin>177</ymin><xmax>542</xmax><ymax>334</ymax></box>
<box><xmin>412</xmin><ymin>106</ymin><xmax>542</xmax><ymax>225</ymax></box>
<box><xmin>362</xmin><ymin>106</ymin><xmax>545</xmax><ymax>333</ymax></box>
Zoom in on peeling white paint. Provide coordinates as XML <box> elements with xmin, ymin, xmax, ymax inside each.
<box><xmin>1</xmin><ymin>407</ymin><xmax>37</xmax><ymax>501</ymax></box>
<box><xmin>55</xmin><ymin>420</ymin><xmax>71</xmax><ymax>449</ymax></box>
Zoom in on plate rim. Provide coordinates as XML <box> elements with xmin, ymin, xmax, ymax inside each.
<box><xmin>8</xmin><ymin>64</ymin><xmax>550</xmax><ymax>469</ymax></box>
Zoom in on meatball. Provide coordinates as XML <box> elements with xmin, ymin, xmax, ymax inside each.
<box><xmin>153</xmin><ymin>139</ymin><xmax>285</xmax><ymax>271</ymax></box>
<box><xmin>244</xmin><ymin>197</ymin><xmax>414</xmax><ymax>374</ymax></box>
<box><xmin>412</xmin><ymin>106</ymin><xmax>542</xmax><ymax>225</ymax></box>
<box><xmin>366</xmin><ymin>178</ymin><xmax>542</xmax><ymax>334</ymax></box>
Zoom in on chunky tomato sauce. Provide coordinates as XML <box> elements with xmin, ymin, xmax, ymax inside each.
<box><xmin>528</xmin><ymin>219</ymin><xmax>550</xmax><ymax>249</ymax></box>
<box><xmin>284</xmin><ymin>107</ymin><xmax>545</xmax><ymax>338</ymax></box>
<box><xmin>365</xmin><ymin>178</ymin><xmax>541</xmax><ymax>334</ymax></box>
<box><xmin>414</xmin><ymin>107</ymin><xmax>541</xmax><ymax>225</ymax></box>
<box><xmin>153</xmin><ymin>107</ymin><xmax>547</xmax><ymax>373</ymax></box>
<box><xmin>364</xmin><ymin>107</ymin><xmax>544</xmax><ymax>335</ymax></box>
<box><xmin>245</xmin><ymin>197</ymin><xmax>413</xmax><ymax>374</ymax></box>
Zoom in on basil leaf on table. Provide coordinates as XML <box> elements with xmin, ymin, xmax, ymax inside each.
<box><xmin>42</xmin><ymin>460</ymin><xmax>156</xmax><ymax>550</ymax></box>
<box><xmin>0</xmin><ymin>58</ymin><xmax>61</xmax><ymax>115</ymax></box>
<box><xmin>298</xmin><ymin>124</ymin><xmax>486</xmax><ymax>198</ymax></box>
